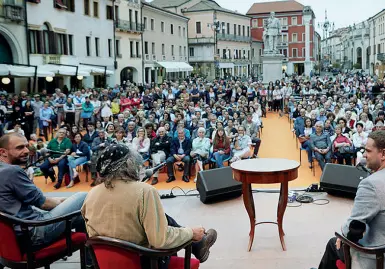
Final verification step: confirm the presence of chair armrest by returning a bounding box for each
[0,210,82,227]
[335,232,385,255]
[87,236,193,258]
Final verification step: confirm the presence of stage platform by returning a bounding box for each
[37,190,353,269]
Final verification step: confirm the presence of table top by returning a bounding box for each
[231,158,300,173]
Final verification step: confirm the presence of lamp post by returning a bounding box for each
[318,9,335,69]
[208,12,221,79]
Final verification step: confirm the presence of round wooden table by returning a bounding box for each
[231,158,300,251]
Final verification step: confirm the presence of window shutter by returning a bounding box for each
[63,34,68,55]
[38,30,44,54]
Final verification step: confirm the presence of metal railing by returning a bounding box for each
[116,19,144,32]
[0,3,24,21]
[216,33,251,43]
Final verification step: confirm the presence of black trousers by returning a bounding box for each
[252,138,261,156]
[318,237,345,269]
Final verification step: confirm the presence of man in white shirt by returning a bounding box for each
[352,122,368,165]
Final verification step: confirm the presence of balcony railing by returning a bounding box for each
[116,19,144,32]
[188,37,215,44]
[0,3,24,22]
[216,33,251,43]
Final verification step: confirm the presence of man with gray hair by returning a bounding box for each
[149,127,172,185]
[309,121,332,170]
[166,128,192,183]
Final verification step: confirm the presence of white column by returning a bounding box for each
[148,68,152,83]
[303,14,312,76]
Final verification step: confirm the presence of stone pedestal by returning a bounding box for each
[262,54,284,84]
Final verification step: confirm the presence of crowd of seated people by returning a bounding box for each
[0,78,270,188]
[292,71,385,170]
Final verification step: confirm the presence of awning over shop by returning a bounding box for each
[156,61,193,72]
[156,61,180,73]
[78,65,114,75]
[177,62,193,72]
[0,64,55,77]
[40,65,90,76]
[218,62,234,69]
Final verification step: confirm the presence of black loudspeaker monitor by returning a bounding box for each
[196,167,242,204]
[320,163,370,195]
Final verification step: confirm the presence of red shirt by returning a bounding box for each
[213,137,231,155]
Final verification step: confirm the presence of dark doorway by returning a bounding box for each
[120,67,134,84]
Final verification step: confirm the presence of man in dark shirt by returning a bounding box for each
[0,133,87,253]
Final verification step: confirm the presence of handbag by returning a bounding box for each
[81,111,92,119]
[339,145,354,154]
[298,136,309,143]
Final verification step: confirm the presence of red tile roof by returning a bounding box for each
[247,0,304,15]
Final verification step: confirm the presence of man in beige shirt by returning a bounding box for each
[82,144,217,268]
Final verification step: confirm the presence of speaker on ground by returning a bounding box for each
[196,167,242,204]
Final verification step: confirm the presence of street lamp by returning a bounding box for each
[1,77,10,85]
[45,76,53,82]
[318,9,335,69]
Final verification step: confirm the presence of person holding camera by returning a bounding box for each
[149,127,172,185]
[90,130,112,186]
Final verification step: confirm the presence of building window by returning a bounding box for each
[233,24,236,35]
[136,41,140,57]
[171,45,174,56]
[84,0,90,15]
[179,46,182,56]
[281,17,288,26]
[68,34,73,55]
[62,0,75,12]
[238,25,241,35]
[170,24,174,34]
[144,41,148,55]
[242,25,245,36]
[130,41,134,57]
[116,39,121,57]
[106,5,113,20]
[93,1,98,17]
[183,27,186,37]
[152,42,155,55]
[259,48,262,56]
[162,44,165,55]
[86,36,91,56]
[143,17,147,30]
[247,26,250,37]
[108,38,112,57]
[227,23,230,34]
[302,33,305,41]
[291,16,297,25]
[378,44,381,54]
[183,46,186,56]
[282,34,288,42]
[151,19,154,30]
[57,33,66,55]
[292,33,297,42]
[252,19,258,28]
[178,26,181,36]
[196,22,201,34]
[161,21,165,32]
[292,48,297,57]
[221,22,225,34]
[302,47,305,57]
[95,37,99,56]
[189,47,194,57]
[29,30,38,54]
[115,6,119,20]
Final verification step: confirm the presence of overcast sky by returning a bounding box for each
[216,0,381,34]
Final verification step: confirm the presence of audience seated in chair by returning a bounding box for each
[132,127,151,160]
[81,144,217,268]
[298,117,315,168]
[149,127,172,185]
[332,125,353,166]
[191,127,211,182]
[309,121,332,171]
[230,126,252,163]
[166,128,192,183]
[39,128,72,189]
[212,127,231,168]
[67,133,91,188]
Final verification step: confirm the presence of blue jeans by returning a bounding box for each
[213,152,230,168]
[31,192,87,249]
[314,150,332,170]
[40,158,68,185]
[67,156,88,180]
[301,141,313,163]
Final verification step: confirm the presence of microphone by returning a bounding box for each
[356,158,371,174]
[141,162,167,182]
[46,149,66,155]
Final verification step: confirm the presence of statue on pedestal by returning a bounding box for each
[263,11,281,54]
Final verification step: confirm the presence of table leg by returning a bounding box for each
[277,181,288,251]
[242,183,255,252]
